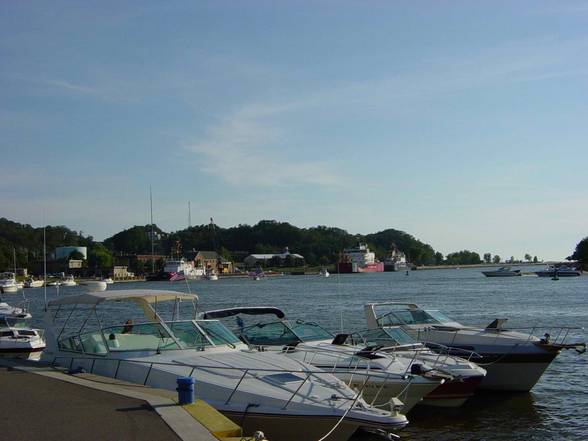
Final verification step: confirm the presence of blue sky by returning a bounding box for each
[1,1,587,260]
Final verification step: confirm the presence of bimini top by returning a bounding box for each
[202,306,285,320]
[48,289,198,307]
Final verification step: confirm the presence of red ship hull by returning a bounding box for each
[337,262,384,273]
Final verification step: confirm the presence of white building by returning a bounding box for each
[244,247,304,267]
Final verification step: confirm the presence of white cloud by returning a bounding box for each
[184,104,341,188]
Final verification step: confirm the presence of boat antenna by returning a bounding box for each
[337,254,343,334]
[43,224,47,310]
[150,185,155,273]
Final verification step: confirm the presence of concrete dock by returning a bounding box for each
[0,359,230,441]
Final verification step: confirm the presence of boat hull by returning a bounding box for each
[482,272,521,277]
[224,411,361,441]
[535,271,580,277]
[420,375,484,407]
[348,378,440,413]
[337,262,384,273]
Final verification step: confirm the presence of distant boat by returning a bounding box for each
[0,272,18,293]
[61,275,77,287]
[101,277,114,284]
[319,268,330,278]
[337,243,384,273]
[82,280,108,292]
[535,265,581,278]
[24,278,44,288]
[482,267,522,277]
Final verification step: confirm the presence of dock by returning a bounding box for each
[0,359,262,441]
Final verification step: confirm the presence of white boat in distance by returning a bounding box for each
[364,302,586,391]
[481,267,521,277]
[0,272,18,293]
[61,275,77,286]
[535,265,582,277]
[41,290,408,440]
[24,277,44,288]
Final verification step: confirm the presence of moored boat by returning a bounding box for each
[482,267,521,277]
[535,265,581,277]
[41,290,409,440]
[364,302,586,392]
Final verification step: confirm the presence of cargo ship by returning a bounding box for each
[383,244,409,272]
[337,243,384,273]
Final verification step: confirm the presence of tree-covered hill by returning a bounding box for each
[1,217,487,270]
[0,217,92,270]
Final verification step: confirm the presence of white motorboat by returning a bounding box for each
[101,278,114,284]
[203,307,448,413]
[61,275,77,286]
[481,267,521,277]
[0,316,45,360]
[46,280,61,287]
[364,302,586,391]
[41,290,408,440]
[82,280,107,292]
[0,272,18,293]
[319,268,330,278]
[0,301,32,319]
[535,265,581,277]
[24,278,44,288]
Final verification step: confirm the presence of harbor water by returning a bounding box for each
[22,267,588,440]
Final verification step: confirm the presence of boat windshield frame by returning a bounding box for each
[376,307,452,327]
[349,327,418,347]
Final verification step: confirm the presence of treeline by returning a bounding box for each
[0,217,564,271]
[104,221,440,266]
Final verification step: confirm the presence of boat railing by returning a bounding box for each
[49,354,401,411]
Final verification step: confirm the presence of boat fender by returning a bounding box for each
[253,431,267,441]
[176,376,195,405]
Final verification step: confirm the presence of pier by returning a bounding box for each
[0,359,249,441]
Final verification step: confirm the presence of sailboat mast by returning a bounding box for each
[43,226,47,309]
[150,185,155,273]
[188,201,192,228]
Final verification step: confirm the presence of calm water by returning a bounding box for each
[22,267,588,440]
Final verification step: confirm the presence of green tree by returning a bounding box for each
[533,256,538,263]
[69,250,85,261]
[483,253,492,264]
[524,253,532,262]
[88,243,113,269]
[493,255,501,264]
[569,237,588,270]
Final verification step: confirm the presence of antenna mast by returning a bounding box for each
[150,186,155,273]
[188,201,192,228]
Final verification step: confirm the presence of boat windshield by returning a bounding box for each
[0,317,29,328]
[195,320,241,346]
[351,328,416,347]
[287,320,334,342]
[59,322,181,355]
[240,321,301,347]
[377,308,443,326]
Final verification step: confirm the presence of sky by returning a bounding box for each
[1,1,587,260]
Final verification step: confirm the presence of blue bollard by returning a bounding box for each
[176,376,195,405]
